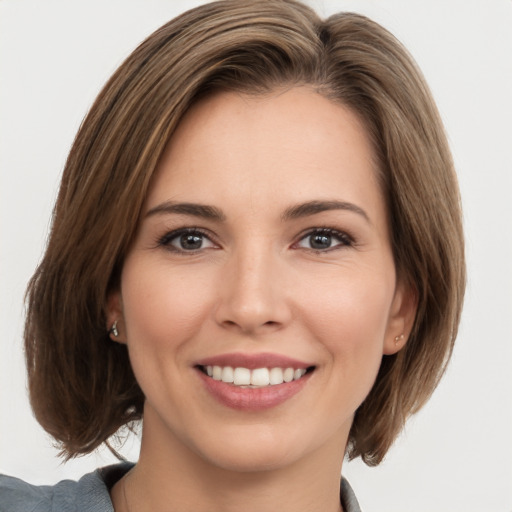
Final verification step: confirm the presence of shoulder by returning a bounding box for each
[340,477,362,512]
[0,463,133,512]
[0,473,53,512]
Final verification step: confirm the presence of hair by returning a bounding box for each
[24,0,465,466]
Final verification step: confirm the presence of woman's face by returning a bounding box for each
[110,87,413,472]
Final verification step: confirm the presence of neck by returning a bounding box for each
[113,411,348,512]
[124,452,344,512]
[112,404,348,512]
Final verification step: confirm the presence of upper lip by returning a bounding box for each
[195,352,313,370]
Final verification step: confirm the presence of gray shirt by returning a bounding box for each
[0,463,361,512]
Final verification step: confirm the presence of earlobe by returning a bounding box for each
[106,291,127,344]
[383,281,418,355]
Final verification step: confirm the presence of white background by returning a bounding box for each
[1,1,511,511]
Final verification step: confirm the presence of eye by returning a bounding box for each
[295,228,353,251]
[159,228,216,253]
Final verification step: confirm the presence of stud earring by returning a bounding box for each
[110,321,119,337]
[394,333,404,345]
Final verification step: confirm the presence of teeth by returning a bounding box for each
[212,365,222,380]
[269,367,284,385]
[203,365,308,387]
[283,367,294,382]
[233,367,251,385]
[221,366,234,383]
[251,368,270,386]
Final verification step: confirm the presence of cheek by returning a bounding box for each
[119,258,220,415]
[297,265,395,380]
[301,263,393,330]
[120,258,215,359]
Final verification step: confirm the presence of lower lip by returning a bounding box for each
[197,369,311,411]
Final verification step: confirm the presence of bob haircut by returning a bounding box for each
[25,0,465,466]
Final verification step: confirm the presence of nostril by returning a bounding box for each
[220,318,282,332]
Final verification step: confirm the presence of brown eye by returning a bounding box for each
[296,228,353,251]
[177,233,204,250]
[159,229,216,252]
[309,233,332,250]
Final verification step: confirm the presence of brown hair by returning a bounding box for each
[24,0,465,465]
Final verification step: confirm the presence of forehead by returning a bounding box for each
[146,87,383,221]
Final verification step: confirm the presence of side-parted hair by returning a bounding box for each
[24,0,465,465]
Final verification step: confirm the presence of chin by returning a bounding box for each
[186,421,336,475]
[198,441,298,474]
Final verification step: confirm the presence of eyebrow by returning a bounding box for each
[281,200,370,223]
[145,199,370,224]
[146,201,226,221]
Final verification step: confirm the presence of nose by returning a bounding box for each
[214,243,291,335]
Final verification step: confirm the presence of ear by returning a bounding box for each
[383,279,418,355]
[106,290,127,344]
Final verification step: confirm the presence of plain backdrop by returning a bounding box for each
[1,1,511,511]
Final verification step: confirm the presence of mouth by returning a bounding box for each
[194,354,316,411]
[197,364,315,388]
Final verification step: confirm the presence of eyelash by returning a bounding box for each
[157,227,217,254]
[293,227,355,253]
[156,226,355,254]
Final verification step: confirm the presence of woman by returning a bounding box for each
[0,1,465,510]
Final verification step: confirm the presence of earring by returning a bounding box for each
[394,333,404,345]
[110,321,119,337]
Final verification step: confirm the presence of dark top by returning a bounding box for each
[0,462,361,511]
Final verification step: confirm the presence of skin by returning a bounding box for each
[108,87,416,512]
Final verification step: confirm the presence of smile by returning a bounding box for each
[200,365,310,387]
[195,354,315,410]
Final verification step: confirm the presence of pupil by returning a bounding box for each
[310,234,331,249]
[181,233,202,250]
